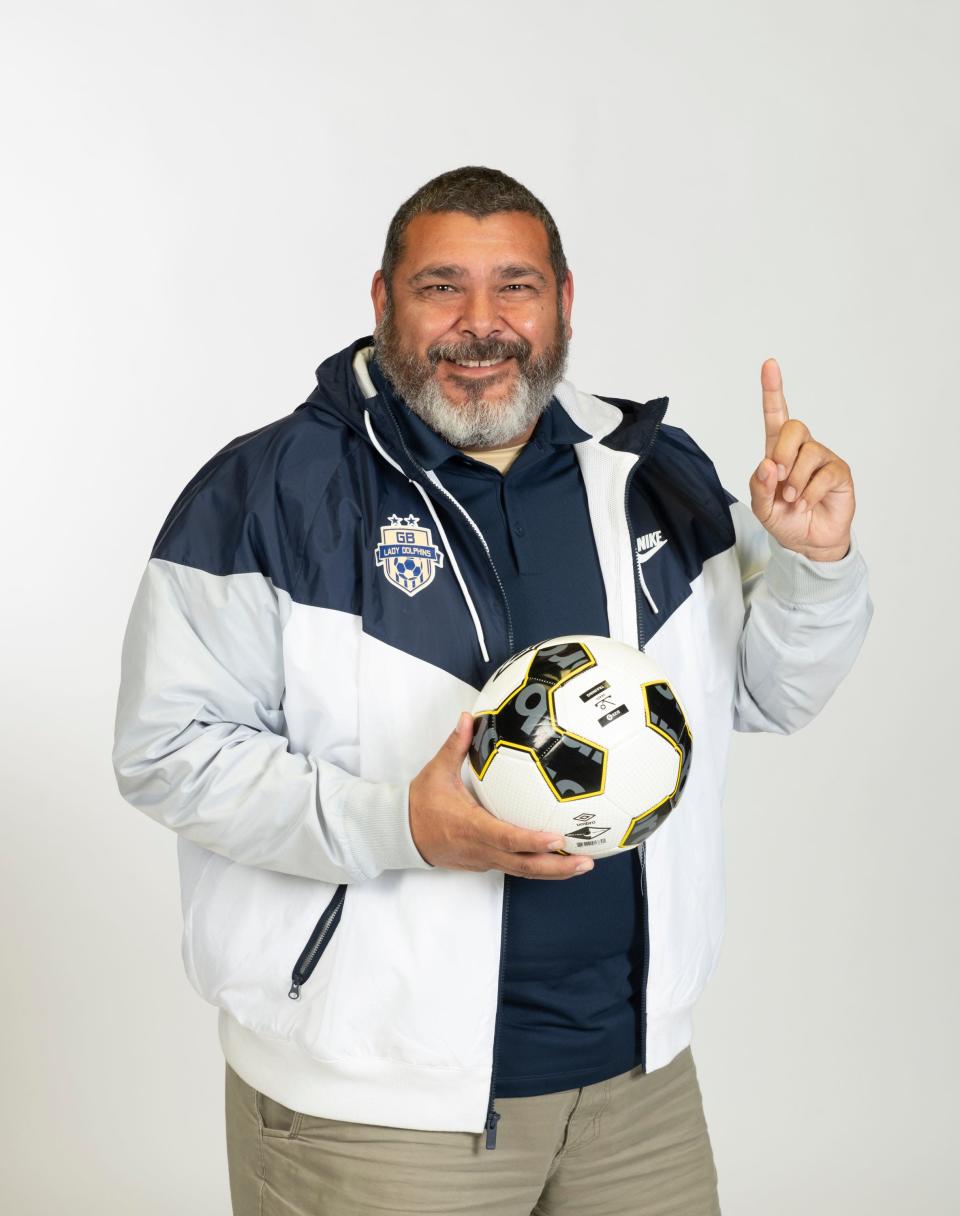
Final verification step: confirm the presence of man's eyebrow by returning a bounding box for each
[407,262,548,286]
[408,264,467,285]
[495,263,547,285]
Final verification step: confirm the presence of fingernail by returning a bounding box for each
[782,485,796,502]
[756,462,768,482]
[575,861,593,873]
[777,464,787,480]
[548,839,565,850]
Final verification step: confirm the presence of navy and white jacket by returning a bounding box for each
[112,337,873,1147]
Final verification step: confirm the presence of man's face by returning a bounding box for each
[371,210,574,449]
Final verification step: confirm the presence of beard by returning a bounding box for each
[372,303,569,449]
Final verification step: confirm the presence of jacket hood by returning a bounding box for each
[299,334,381,440]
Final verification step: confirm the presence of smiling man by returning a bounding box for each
[113,166,873,1215]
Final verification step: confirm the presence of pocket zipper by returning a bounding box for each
[288,884,348,1000]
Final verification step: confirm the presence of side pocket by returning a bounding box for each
[288,884,348,1000]
[256,1088,304,1140]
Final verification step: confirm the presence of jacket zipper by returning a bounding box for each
[482,874,511,1149]
[622,415,662,1073]
[637,837,649,1069]
[288,884,348,1000]
[623,416,662,655]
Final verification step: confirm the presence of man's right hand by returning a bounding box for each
[408,712,595,879]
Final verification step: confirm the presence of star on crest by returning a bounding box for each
[387,514,403,526]
[403,514,420,527]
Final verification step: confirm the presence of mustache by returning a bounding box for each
[427,337,533,366]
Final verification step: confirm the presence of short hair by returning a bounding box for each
[380,165,568,302]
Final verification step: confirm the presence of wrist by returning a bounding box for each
[764,530,865,606]
[793,538,850,563]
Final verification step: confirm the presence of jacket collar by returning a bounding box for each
[363,349,590,472]
[303,337,668,472]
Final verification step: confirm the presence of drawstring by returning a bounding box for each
[635,551,660,615]
[413,490,491,663]
[363,411,490,662]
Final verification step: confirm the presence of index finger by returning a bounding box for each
[479,811,567,855]
[761,357,790,458]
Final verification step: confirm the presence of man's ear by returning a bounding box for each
[371,270,388,326]
[561,269,574,340]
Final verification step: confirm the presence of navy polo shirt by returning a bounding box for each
[369,357,646,1098]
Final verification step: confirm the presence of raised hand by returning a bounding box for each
[748,358,855,561]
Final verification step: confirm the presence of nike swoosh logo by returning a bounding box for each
[636,538,668,564]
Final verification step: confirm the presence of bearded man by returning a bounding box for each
[113,165,872,1215]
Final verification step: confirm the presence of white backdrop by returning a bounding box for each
[2,1,957,1212]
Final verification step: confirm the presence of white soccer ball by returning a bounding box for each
[466,635,692,860]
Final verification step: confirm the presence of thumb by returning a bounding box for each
[441,711,474,766]
[749,457,777,523]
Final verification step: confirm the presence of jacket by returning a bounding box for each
[112,336,873,1147]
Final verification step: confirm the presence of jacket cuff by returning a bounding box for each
[339,777,435,878]
[764,530,867,605]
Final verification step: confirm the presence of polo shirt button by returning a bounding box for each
[513,523,525,537]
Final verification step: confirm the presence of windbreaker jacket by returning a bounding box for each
[112,337,873,1147]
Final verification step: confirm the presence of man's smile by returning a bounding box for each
[441,356,515,378]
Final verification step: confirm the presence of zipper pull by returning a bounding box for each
[288,980,302,1000]
[639,842,646,895]
[484,1108,501,1150]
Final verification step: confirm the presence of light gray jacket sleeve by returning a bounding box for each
[729,499,874,734]
[112,557,434,883]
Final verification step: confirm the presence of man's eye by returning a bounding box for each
[502,284,532,292]
[426,284,455,293]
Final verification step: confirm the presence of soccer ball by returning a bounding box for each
[466,635,692,859]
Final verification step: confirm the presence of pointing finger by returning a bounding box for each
[761,357,790,459]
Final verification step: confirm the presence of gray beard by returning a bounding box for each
[372,305,569,449]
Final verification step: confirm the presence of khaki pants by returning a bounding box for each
[225,1045,721,1215]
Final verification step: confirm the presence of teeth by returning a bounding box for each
[452,358,504,368]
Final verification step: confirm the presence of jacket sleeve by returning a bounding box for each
[112,450,435,885]
[729,498,874,734]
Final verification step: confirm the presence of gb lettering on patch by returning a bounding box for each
[374,513,445,597]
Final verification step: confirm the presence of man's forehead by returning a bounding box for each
[400,210,552,274]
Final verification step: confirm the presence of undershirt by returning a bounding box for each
[459,440,526,474]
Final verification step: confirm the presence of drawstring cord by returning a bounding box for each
[635,550,660,615]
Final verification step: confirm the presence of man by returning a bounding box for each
[112,165,872,1214]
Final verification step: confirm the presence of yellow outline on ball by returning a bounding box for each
[471,642,608,803]
[618,680,693,847]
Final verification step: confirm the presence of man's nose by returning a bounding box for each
[457,288,503,340]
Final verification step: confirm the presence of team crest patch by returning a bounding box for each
[374,514,445,597]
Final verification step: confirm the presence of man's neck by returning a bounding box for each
[459,438,527,475]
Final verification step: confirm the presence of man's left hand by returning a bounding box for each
[749,358,855,562]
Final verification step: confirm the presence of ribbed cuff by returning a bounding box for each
[340,778,435,878]
[764,530,867,605]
